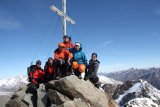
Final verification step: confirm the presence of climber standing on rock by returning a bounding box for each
[27,60,45,107]
[69,42,88,79]
[28,60,45,88]
[85,53,100,88]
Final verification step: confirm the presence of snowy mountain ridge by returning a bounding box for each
[0,75,28,92]
[113,79,160,107]
[103,67,160,90]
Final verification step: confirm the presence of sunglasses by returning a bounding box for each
[75,45,80,47]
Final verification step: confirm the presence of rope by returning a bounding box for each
[47,16,61,58]
[31,17,53,64]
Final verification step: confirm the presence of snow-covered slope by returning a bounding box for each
[98,75,122,85]
[0,75,28,92]
[0,92,13,96]
[113,79,160,107]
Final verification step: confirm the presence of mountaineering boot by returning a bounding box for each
[78,74,82,79]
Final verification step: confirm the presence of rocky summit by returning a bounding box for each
[5,75,118,107]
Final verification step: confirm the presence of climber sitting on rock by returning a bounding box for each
[69,42,88,79]
[44,57,55,82]
[85,53,100,88]
[53,42,73,78]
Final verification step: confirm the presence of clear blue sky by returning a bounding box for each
[0,0,160,79]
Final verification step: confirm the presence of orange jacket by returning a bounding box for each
[54,49,73,61]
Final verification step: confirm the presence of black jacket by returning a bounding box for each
[88,59,100,77]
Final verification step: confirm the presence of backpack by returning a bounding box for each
[27,66,31,76]
[27,65,36,82]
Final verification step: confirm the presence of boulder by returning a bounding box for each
[46,75,117,107]
[5,98,27,107]
[47,89,71,105]
[58,98,90,107]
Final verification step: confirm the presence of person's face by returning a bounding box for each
[92,55,97,61]
[36,64,41,68]
[75,45,80,50]
[48,59,53,64]
[63,37,69,42]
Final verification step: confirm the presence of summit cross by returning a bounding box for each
[50,0,75,37]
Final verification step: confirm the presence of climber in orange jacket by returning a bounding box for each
[54,42,73,78]
[63,35,74,50]
[29,60,44,88]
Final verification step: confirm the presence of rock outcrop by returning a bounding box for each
[5,75,117,107]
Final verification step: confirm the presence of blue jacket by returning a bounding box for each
[69,46,87,65]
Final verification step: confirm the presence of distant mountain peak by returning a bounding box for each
[113,79,160,107]
[0,75,28,92]
[104,67,160,90]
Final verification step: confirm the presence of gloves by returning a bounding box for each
[67,58,71,66]
[58,58,65,65]
[58,58,62,62]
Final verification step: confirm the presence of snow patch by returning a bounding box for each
[127,98,159,107]
[0,91,13,96]
[98,75,122,85]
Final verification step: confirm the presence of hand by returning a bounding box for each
[58,58,62,62]
[84,62,88,68]
[58,58,65,65]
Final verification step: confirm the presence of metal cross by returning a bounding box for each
[50,0,75,37]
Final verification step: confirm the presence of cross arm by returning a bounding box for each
[50,5,75,24]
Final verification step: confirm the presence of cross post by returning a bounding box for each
[50,0,75,37]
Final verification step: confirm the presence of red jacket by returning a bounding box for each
[44,62,54,76]
[63,41,74,49]
[29,65,44,84]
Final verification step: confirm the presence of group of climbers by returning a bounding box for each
[28,35,100,88]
